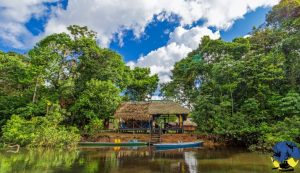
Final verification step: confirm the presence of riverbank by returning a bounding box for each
[81,132,226,148]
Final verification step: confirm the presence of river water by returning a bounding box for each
[0,146,299,173]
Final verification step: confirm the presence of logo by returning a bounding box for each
[271,141,300,171]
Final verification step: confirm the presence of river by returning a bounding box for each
[0,146,299,173]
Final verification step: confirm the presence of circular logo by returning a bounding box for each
[271,141,300,171]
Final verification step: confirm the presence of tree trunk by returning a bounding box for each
[230,88,234,116]
[104,119,109,129]
[32,79,38,103]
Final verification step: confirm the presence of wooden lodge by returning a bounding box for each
[114,101,190,134]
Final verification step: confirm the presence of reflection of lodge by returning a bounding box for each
[81,147,198,159]
[81,147,199,173]
[114,101,190,133]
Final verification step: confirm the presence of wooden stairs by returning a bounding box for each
[150,128,161,144]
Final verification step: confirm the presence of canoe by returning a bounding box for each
[79,141,148,147]
[154,141,203,149]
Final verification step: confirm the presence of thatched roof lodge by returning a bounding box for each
[115,101,190,121]
[114,101,190,133]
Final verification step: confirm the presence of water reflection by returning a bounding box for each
[0,147,299,173]
[184,152,198,173]
[0,149,79,173]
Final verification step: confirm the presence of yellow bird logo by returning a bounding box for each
[271,141,300,171]
[271,157,299,171]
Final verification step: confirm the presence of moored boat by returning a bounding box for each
[154,141,203,149]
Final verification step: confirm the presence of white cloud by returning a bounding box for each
[43,0,279,47]
[0,0,59,48]
[201,0,279,29]
[128,42,192,83]
[169,26,220,49]
[0,0,279,49]
[243,34,252,38]
[44,0,165,47]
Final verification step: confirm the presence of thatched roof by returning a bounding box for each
[183,119,197,127]
[115,102,150,121]
[115,101,190,121]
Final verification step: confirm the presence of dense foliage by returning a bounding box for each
[125,67,159,101]
[162,0,300,149]
[2,105,80,147]
[0,26,158,147]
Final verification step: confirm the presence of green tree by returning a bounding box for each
[125,67,158,101]
[0,52,33,130]
[72,79,122,128]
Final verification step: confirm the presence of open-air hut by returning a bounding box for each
[183,118,198,132]
[114,101,190,133]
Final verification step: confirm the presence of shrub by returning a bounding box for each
[1,105,80,148]
[256,116,300,150]
[83,118,104,136]
[1,115,36,146]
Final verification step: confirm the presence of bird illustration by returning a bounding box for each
[271,141,300,171]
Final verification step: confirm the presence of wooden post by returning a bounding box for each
[179,114,183,133]
[181,115,184,133]
[148,119,151,134]
[118,118,120,133]
[133,120,135,134]
[179,114,182,128]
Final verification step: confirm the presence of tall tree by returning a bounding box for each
[0,52,33,128]
[72,79,122,128]
[125,67,158,101]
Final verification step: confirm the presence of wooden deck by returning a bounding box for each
[118,128,184,134]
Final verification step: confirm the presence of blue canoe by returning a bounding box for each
[154,141,203,149]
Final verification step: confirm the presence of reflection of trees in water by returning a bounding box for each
[196,152,275,173]
[0,147,247,173]
[79,147,193,173]
[1,147,283,173]
[78,148,152,173]
[194,148,247,159]
[0,149,79,173]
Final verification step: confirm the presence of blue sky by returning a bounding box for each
[0,0,278,83]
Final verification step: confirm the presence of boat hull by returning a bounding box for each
[79,142,148,147]
[154,141,203,149]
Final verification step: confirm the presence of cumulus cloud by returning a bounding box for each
[0,0,59,48]
[43,0,279,47]
[1,0,279,49]
[128,42,192,83]
[169,26,220,49]
[202,0,279,29]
